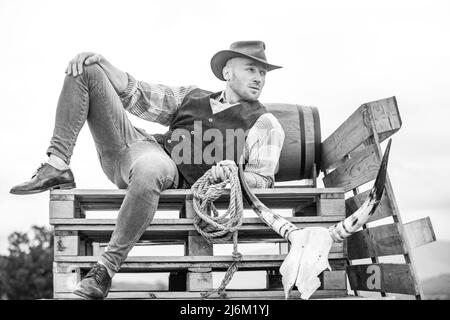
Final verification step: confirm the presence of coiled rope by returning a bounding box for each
[190,164,243,299]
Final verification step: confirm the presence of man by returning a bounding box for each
[10,41,285,299]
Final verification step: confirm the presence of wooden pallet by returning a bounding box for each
[49,96,436,299]
[321,96,435,299]
[50,187,348,299]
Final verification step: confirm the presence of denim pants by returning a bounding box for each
[47,64,179,273]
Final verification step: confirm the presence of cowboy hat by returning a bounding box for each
[211,40,282,81]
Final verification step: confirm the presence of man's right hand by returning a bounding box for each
[66,52,103,77]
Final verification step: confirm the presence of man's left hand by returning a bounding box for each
[209,160,236,184]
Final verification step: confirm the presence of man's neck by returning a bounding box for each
[223,87,241,104]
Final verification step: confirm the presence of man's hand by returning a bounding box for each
[65,52,103,77]
[209,160,236,184]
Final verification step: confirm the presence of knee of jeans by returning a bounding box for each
[82,63,106,82]
[129,158,175,191]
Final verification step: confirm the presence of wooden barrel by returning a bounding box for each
[265,103,321,181]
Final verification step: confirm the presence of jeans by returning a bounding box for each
[47,64,179,272]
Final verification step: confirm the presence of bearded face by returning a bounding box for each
[223,57,267,102]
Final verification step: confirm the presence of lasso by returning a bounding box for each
[190,164,243,298]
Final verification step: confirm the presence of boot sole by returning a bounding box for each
[73,282,108,300]
[10,182,76,195]
[73,288,105,300]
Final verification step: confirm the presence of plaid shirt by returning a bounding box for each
[118,73,285,188]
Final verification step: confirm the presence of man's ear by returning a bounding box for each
[222,66,229,81]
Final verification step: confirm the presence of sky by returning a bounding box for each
[0,0,449,268]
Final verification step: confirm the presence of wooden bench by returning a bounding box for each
[49,97,435,299]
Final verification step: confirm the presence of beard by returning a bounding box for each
[228,77,262,102]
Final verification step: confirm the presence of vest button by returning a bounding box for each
[167,139,172,143]
[208,118,213,122]
[191,131,194,135]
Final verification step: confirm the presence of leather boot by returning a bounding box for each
[10,163,76,195]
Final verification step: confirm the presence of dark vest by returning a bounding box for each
[154,88,267,186]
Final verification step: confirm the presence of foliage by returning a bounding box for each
[0,225,53,300]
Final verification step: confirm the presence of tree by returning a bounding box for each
[0,225,53,299]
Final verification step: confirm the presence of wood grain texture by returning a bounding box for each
[322,270,347,290]
[266,103,302,181]
[50,200,81,219]
[92,242,105,256]
[184,198,214,291]
[53,289,348,299]
[347,263,416,294]
[321,97,401,171]
[347,223,407,260]
[364,123,423,298]
[346,190,393,222]
[51,188,345,200]
[53,267,81,294]
[54,231,80,256]
[50,188,345,213]
[54,254,346,272]
[50,216,346,246]
[184,199,213,255]
[265,103,321,181]
[317,198,346,216]
[186,271,213,291]
[323,145,380,192]
[404,217,436,249]
[265,270,347,290]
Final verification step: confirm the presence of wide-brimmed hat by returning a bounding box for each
[211,40,282,81]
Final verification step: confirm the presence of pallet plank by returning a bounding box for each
[51,188,344,201]
[347,223,406,260]
[54,289,348,299]
[50,216,346,244]
[322,270,347,290]
[323,145,380,192]
[346,190,393,222]
[54,254,346,271]
[51,216,345,225]
[50,200,81,219]
[317,198,346,216]
[265,270,346,290]
[54,253,346,263]
[404,217,436,249]
[184,198,213,290]
[50,188,345,213]
[54,231,80,256]
[347,263,416,295]
[321,97,401,170]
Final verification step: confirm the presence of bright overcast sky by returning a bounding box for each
[0,0,449,254]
